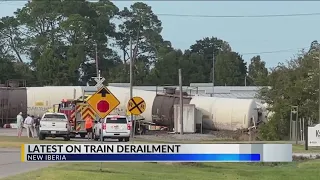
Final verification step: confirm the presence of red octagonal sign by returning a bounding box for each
[97,100,110,113]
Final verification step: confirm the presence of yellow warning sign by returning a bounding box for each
[127,96,146,115]
[87,86,120,119]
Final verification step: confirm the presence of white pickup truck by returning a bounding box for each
[39,112,71,141]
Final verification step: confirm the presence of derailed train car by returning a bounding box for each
[23,86,261,131]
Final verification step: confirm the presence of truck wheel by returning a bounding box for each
[64,135,70,141]
[124,137,130,142]
[118,138,124,142]
[80,134,86,138]
[39,133,45,140]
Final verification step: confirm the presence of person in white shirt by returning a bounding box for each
[24,114,34,138]
[16,112,24,138]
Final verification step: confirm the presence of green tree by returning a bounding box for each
[0,16,25,63]
[11,0,120,85]
[15,0,67,85]
[247,55,268,86]
[116,2,170,84]
[0,56,19,84]
[258,41,320,140]
[215,51,247,86]
[188,37,232,83]
[147,49,183,85]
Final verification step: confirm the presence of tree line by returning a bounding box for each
[0,0,319,140]
[0,0,268,86]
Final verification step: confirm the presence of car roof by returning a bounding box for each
[44,112,66,116]
[105,115,127,119]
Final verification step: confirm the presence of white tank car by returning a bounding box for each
[190,96,258,130]
[27,86,83,116]
[26,86,156,119]
[26,86,258,131]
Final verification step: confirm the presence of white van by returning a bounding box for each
[93,115,131,142]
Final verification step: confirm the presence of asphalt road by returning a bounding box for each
[0,128,125,179]
[0,148,55,179]
[0,129,19,137]
[0,129,89,141]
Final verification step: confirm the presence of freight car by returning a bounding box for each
[0,87,27,126]
[25,86,262,131]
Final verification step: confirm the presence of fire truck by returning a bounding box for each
[53,92,97,138]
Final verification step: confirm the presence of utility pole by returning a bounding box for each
[95,43,99,76]
[212,51,215,97]
[179,69,184,135]
[319,53,320,123]
[129,37,134,139]
[245,76,247,86]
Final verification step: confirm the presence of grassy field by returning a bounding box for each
[2,160,320,180]
[1,136,320,180]
[0,136,319,153]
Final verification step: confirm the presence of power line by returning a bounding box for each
[156,12,320,18]
[242,47,308,55]
[1,1,320,18]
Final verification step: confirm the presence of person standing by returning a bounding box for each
[24,114,34,138]
[16,112,24,138]
[34,115,41,137]
[85,116,93,140]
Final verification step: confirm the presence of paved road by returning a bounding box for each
[0,129,101,142]
[0,128,127,178]
[0,129,88,140]
[0,129,17,137]
[0,148,56,179]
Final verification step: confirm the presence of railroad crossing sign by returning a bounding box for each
[93,76,105,88]
[127,96,146,115]
[92,71,105,88]
[87,86,120,119]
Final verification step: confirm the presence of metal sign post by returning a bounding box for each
[304,120,308,150]
[93,71,105,171]
[127,96,146,137]
[87,86,120,171]
[91,71,105,171]
[89,72,121,171]
[290,106,298,143]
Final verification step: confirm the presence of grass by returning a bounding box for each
[0,136,319,153]
[1,136,319,180]
[2,160,320,180]
[0,136,77,148]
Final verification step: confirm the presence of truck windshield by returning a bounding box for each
[43,114,66,119]
[106,117,127,124]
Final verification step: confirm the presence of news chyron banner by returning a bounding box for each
[21,144,293,162]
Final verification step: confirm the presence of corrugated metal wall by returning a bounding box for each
[0,88,27,125]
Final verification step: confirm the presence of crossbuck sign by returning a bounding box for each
[93,70,105,89]
[308,124,320,147]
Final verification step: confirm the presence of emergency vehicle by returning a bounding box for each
[51,91,97,138]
